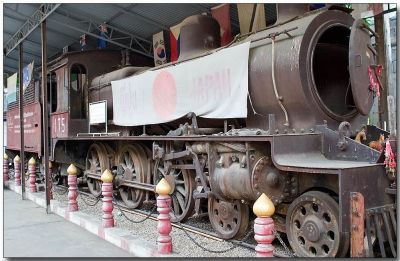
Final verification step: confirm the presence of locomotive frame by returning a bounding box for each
[5,4,396,258]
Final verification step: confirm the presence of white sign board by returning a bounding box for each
[111,41,250,126]
[89,101,107,124]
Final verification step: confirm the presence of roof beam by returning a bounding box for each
[106,3,137,23]
[48,11,153,58]
[4,30,60,53]
[109,4,169,31]
[54,7,152,45]
[4,65,19,73]
[5,54,40,65]
[4,3,61,56]
[3,8,76,41]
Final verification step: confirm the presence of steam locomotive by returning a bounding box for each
[6,4,396,257]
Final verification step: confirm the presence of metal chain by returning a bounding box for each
[112,195,157,224]
[53,185,69,195]
[8,169,15,179]
[76,187,102,207]
[165,198,253,254]
[272,228,296,257]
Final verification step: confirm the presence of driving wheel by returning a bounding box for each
[208,196,249,239]
[86,143,109,197]
[153,159,195,222]
[117,144,146,209]
[286,191,349,257]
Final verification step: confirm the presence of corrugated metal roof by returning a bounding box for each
[3,3,244,76]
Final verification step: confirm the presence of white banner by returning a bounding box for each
[112,41,250,126]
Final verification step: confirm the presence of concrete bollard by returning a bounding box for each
[48,161,53,199]
[156,178,173,254]
[101,169,114,228]
[253,193,275,257]
[14,155,21,186]
[28,157,37,193]
[67,164,78,211]
[4,154,9,182]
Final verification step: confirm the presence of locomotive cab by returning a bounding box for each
[47,50,128,138]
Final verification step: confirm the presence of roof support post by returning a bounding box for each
[18,43,26,200]
[41,5,50,214]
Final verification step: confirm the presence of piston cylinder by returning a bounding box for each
[211,162,257,201]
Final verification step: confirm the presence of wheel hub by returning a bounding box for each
[286,191,349,257]
[164,173,176,192]
[123,168,133,180]
[208,197,249,240]
[218,201,232,220]
[302,216,323,242]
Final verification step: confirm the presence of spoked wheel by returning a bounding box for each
[86,143,109,197]
[153,159,195,222]
[117,144,145,209]
[51,164,63,186]
[208,196,249,239]
[286,191,349,257]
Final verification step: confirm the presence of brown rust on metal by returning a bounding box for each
[350,192,365,257]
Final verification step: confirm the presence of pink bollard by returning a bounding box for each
[48,162,53,199]
[14,155,21,186]
[67,164,78,211]
[156,178,173,254]
[4,154,9,182]
[253,193,275,257]
[28,157,37,193]
[254,217,275,257]
[101,169,114,228]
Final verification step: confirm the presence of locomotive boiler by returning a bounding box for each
[6,4,396,258]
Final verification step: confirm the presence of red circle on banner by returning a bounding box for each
[152,71,177,121]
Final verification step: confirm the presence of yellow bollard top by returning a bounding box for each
[4,154,8,160]
[49,161,52,168]
[67,164,77,175]
[28,157,36,165]
[253,193,275,218]
[155,178,172,195]
[101,169,113,183]
[14,155,20,162]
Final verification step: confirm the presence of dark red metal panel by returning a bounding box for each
[6,102,41,154]
[51,112,69,138]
